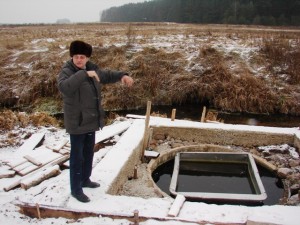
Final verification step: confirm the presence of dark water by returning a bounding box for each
[152,159,284,206]
[177,161,255,194]
[115,104,300,128]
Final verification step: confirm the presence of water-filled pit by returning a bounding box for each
[152,154,283,206]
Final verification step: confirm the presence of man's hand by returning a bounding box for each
[121,75,134,87]
[86,71,100,82]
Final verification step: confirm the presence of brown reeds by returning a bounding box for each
[0,110,58,131]
[260,37,300,85]
[0,23,299,116]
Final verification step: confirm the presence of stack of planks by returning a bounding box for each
[2,133,70,191]
[2,120,133,192]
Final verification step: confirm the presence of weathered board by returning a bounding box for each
[95,121,132,143]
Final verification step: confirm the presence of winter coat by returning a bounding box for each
[57,59,126,134]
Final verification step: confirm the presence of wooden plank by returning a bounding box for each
[0,166,16,178]
[0,170,16,179]
[168,194,186,217]
[95,120,132,143]
[62,146,71,151]
[252,154,277,172]
[59,149,70,155]
[126,114,146,119]
[7,158,28,169]
[3,155,69,192]
[45,139,69,152]
[15,201,245,225]
[20,165,61,190]
[144,150,160,158]
[7,132,46,168]
[10,148,64,176]
[18,164,39,176]
[23,155,42,166]
[27,146,64,166]
[13,161,33,173]
[17,132,45,156]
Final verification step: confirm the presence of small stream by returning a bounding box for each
[115,104,300,128]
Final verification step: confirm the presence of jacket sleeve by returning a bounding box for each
[97,69,127,84]
[57,68,87,97]
[86,61,127,84]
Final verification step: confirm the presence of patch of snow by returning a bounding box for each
[258,144,299,159]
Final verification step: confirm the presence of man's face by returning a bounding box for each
[72,54,88,69]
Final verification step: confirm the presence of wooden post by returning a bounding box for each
[200,106,206,122]
[133,210,139,225]
[133,165,138,179]
[171,109,176,121]
[141,101,151,160]
[36,203,41,220]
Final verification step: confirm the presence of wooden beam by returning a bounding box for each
[23,155,42,166]
[46,139,69,152]
[17,132,45,156]
[141,101,151,160]
[3,155,69,192]
[16,201,244,225]
[95,120,132,144]
[200,106,206,122]
[0,167,16,178]
[144,150,160,158]
[20,165,61,190]
[168,194,186,217]
[252,154,277,172]
[171,109,176,121]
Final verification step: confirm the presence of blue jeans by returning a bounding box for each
[69,132,95,195]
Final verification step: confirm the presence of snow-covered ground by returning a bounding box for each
[0,116,300,225]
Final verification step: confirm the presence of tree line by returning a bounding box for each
[101,0,300,26]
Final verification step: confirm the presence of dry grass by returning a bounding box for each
[0,23,299,117]
[0,110,59,131]
[260,38,300,85]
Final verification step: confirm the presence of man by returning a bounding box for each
[57,40,133,202]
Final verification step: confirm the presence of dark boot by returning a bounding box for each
[71,192,90,203]
[82,179,100,188]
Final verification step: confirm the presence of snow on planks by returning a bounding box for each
[10,145,66,176]
[95,120,132,143]
[3,133,70,191]
[2,121,133,191]
[16,132,46,157]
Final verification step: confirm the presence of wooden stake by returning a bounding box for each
[36,203,41,220]
[141,101,151,160]
[133,210,139,225]
[171,109,176,121]
[133,165,138,179]
[200,106,206,122]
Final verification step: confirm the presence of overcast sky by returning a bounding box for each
[0,0,147,24]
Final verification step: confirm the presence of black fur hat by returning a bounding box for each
[69,40,92,57]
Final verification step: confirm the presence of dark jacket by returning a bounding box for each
[57,60,126,134]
